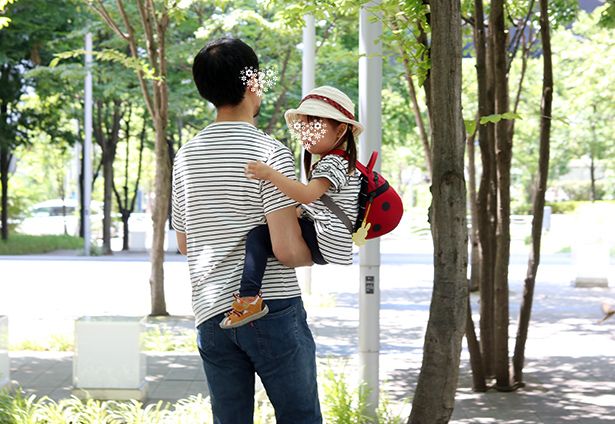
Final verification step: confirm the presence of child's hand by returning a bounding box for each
[245,161,273,181]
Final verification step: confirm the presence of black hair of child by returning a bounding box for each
[302,117,357,179]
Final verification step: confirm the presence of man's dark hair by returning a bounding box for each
[192,38,259,108]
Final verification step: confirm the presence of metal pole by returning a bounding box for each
[83,32,93,256]
[359,1,382,417]
[300,13,316,295]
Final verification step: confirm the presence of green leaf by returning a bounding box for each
[480,114,502,124]
[464,119,477,136]
[501,112,523,120]
[0,17,11,29]
[554,116,571,126]
[479,112,522,125]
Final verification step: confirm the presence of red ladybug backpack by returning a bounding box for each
[319,149,404,245]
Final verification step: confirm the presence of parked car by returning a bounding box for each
[17,199,104,237]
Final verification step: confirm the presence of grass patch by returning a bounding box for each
[10,334,73,352]
[0,234,84,255]
[141,326,198,352]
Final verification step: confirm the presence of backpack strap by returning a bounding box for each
[324,149,375,177]
[319,149,380,234]
[320,193,354,234]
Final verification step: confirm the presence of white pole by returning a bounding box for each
[83,32,93,256]
[300,13,316,295]
[359,1,382,417]
[302,14,316,98]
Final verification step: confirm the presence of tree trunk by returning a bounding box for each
[513,0,553,385]
[391,17,432,180]
[473,0,497,379]
[467,129,479,292]
[102,151,114,254]
[589,156,596,203]
[149,114,170,316]
[405,63,432,181]
[94,99,121,255]
[466,295,487,392]
[491,0,513,390]
[85,0,172,316]
[79,141,85,239]
[0,147,9,241]
[408,1,467,422]
[417,14,432,136]
[113,107,146,252]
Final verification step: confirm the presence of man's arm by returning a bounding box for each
[266,206,313,268]
[176,230,187,255]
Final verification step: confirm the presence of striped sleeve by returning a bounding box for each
[172,160,185,233]
[261,145,298,215]
[311,155,350,193]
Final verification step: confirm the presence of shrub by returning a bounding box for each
[0,234,83,255]
[545,201,582,214]
[511,202,533,215]
[0,360,410,423]
[10,334,73,352]
[550,180,607,201]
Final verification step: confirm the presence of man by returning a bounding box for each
[172,37,322,423]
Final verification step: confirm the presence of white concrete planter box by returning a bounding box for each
[128,231,147,251]
[0,316,9,390]
[572,242,610,288]
[72,316,148,401]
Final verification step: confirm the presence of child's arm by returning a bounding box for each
[245,161,331,204]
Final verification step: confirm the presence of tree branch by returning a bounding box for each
[265,47,293,134]
[82,0,129,40]
[114,0,155,119]
[507,0,536,73]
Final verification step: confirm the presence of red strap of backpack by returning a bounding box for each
[324,148,377,176]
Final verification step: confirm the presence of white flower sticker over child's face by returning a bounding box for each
[240,66,278,97]
[289,116,328,149]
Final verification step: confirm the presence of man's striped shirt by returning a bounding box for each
[172,121,301,327]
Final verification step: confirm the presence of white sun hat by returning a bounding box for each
[284,86,365,138]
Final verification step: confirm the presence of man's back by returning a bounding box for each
[172,121,301,327]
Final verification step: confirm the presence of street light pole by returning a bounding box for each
[300,13,316,295]
[83,31,93,256]
[358,0,383,417]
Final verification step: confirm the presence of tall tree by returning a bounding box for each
[0,0,80,241]
[112,106,147,251]
[490,0,514,390]
[464,0,582,392]
[512,0,553,386]
[471,0,497,379]
[93,96,122,254]
[408,0,467,422]
[84,0,176,315]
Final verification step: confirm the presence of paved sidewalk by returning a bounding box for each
[2,244,615,423]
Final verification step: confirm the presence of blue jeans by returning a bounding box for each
[197,297,322,424]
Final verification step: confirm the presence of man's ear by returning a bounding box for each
[249,73,261,91]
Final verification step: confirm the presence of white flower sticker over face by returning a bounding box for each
[240,66,278,97]
[289,118,328,148]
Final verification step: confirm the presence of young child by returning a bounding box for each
[220,85,365,329]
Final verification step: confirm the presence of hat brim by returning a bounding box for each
[285,102,365,139]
